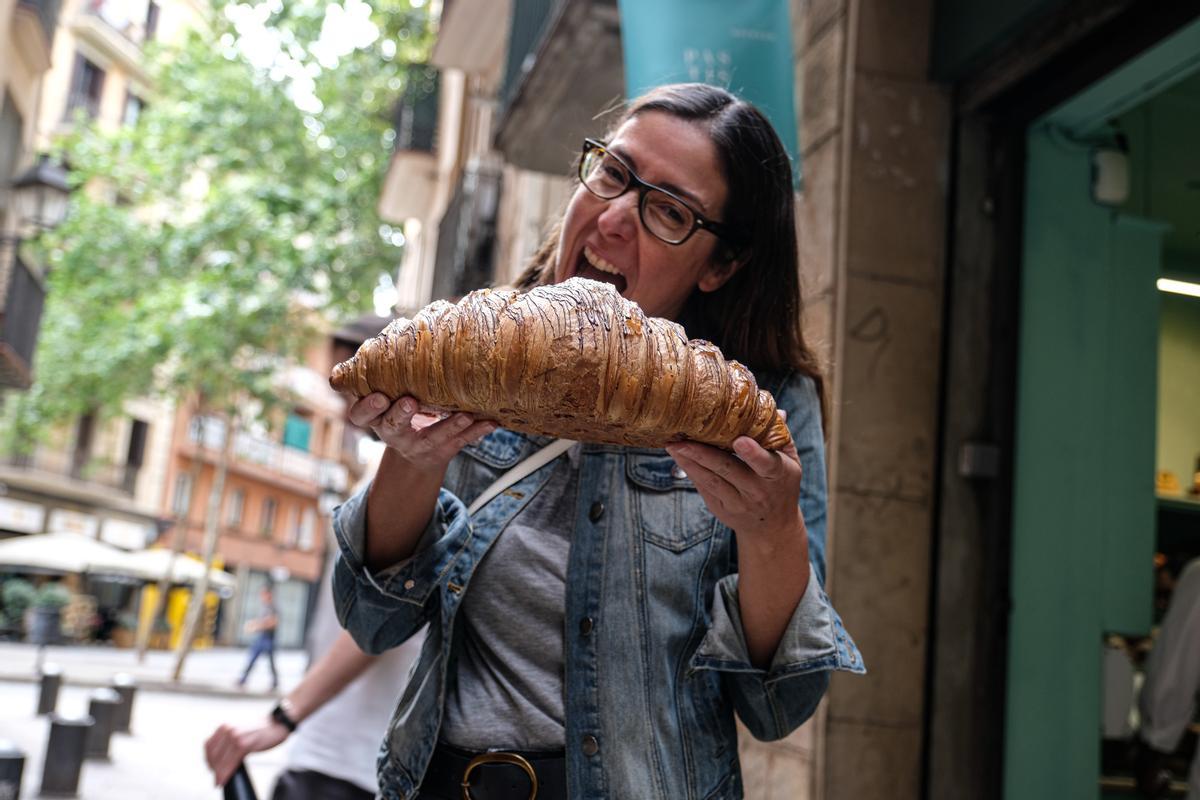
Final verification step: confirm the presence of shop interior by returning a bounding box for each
[1099,67,1200,797]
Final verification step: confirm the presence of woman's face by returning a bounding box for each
[554,111,738,320]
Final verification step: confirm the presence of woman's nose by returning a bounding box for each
[596,191,639,241]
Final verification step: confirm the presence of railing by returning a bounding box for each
[0,254,46,389]
[85,0,147,45]
[19,0,64,44]
[393,66,439,153]
[2,448,139,494]
[188,416,349,489]
[430,165,502,301]
[499,0,565,113]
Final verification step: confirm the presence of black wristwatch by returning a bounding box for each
[270,700,298,733]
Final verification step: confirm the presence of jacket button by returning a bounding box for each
[588,501,604,522]
[579,617,594,635]
[403,579,415,590]
[581,735,599,756]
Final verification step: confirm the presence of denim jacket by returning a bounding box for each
[332,370,864,800]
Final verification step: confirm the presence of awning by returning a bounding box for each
[0,532,235,590]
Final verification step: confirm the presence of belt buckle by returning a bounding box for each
[461,751,539,800]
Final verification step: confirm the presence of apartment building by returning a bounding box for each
[1,0,65,392]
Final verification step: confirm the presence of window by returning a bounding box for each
[224,488,245,529]
[144,1,160,40]
[122,418,148,493]
[283,412,312,452]
[123,93,144,127]
[0,92,22,196]
[65,55,105,119]
[126,419,148,468]
[171,473,193,517]
[259,497,277,539]
[298,508,317,550]
[284,505,299,547]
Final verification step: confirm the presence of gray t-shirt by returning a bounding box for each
[440,445,580,751]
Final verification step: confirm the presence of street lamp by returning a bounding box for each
[4,154,71,241]
[0,155,72,390]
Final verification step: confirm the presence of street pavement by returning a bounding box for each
[0,642,307,697]
[0,679,290,799]
[0,643,309,798]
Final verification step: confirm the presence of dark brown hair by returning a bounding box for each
[512,83,824,414]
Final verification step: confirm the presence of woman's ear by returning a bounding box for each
[698,248,750,292]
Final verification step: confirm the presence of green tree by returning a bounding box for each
[1,0,437,674]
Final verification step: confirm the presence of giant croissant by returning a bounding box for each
[330,278,792,450]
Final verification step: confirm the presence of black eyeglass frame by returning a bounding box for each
[579,138,745,247]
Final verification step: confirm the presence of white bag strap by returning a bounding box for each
[467,438,577,516]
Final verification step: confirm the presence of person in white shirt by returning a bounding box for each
[1137,557,1200,799]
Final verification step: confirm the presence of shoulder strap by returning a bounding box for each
[466,438,577,516]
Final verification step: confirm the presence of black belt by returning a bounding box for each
[420,742,568,800]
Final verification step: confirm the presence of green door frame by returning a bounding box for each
[1005,17,1200,800]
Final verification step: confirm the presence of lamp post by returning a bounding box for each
[3,154,71,243]
[0,154,71,389]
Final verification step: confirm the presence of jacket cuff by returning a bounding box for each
[692,564,865,680]
[332,483,447,600]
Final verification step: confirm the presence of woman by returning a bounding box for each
[333,83,863,800]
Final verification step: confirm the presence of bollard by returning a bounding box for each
[83,689,120,761]
[39,714,93,798]
[35,665,62,716]
[0,739,24,800]
[110,674,136,734]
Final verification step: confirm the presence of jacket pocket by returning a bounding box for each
[627,452,717,552]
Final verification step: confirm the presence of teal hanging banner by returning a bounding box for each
[617,0,799,182]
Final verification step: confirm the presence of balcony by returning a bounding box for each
[432,0,513,75]
[430,164,502,301]
[13,0,63,72]
[188,417,349,492]
[0,251,47,390]
[2,447,139,495]
[378,67,441,222]
[71,0,148,84]
[494,0,623,175]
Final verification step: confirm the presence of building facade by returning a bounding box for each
[1,0,63,390]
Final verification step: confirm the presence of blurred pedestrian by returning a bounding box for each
[238,584,279,690]
[207,449,423,800]
[1136,557,1200,799]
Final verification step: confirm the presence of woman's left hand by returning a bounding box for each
[664,430,804,544]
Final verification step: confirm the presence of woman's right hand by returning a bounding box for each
[348,393,496,470]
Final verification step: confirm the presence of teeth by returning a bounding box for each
[583,246,621,275]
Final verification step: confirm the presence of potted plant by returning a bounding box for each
[0,578,35,640]
[27,583,71,646]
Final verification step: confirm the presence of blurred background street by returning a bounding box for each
[0,642,307,798]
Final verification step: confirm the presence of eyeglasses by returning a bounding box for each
[578,139,743,246]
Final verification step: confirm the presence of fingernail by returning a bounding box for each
[733,438,754,455]
[456,415,471,429]
[370,395,386,410]
[400,399,415,413]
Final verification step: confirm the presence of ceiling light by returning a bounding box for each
[1157,278,1200,298]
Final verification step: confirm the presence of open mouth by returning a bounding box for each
[576,245,628,294]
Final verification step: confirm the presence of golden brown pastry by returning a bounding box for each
[329,278,792,450]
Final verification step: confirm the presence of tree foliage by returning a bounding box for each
[4,0,435,441]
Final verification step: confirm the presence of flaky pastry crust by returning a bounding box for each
[329,278,792,451]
